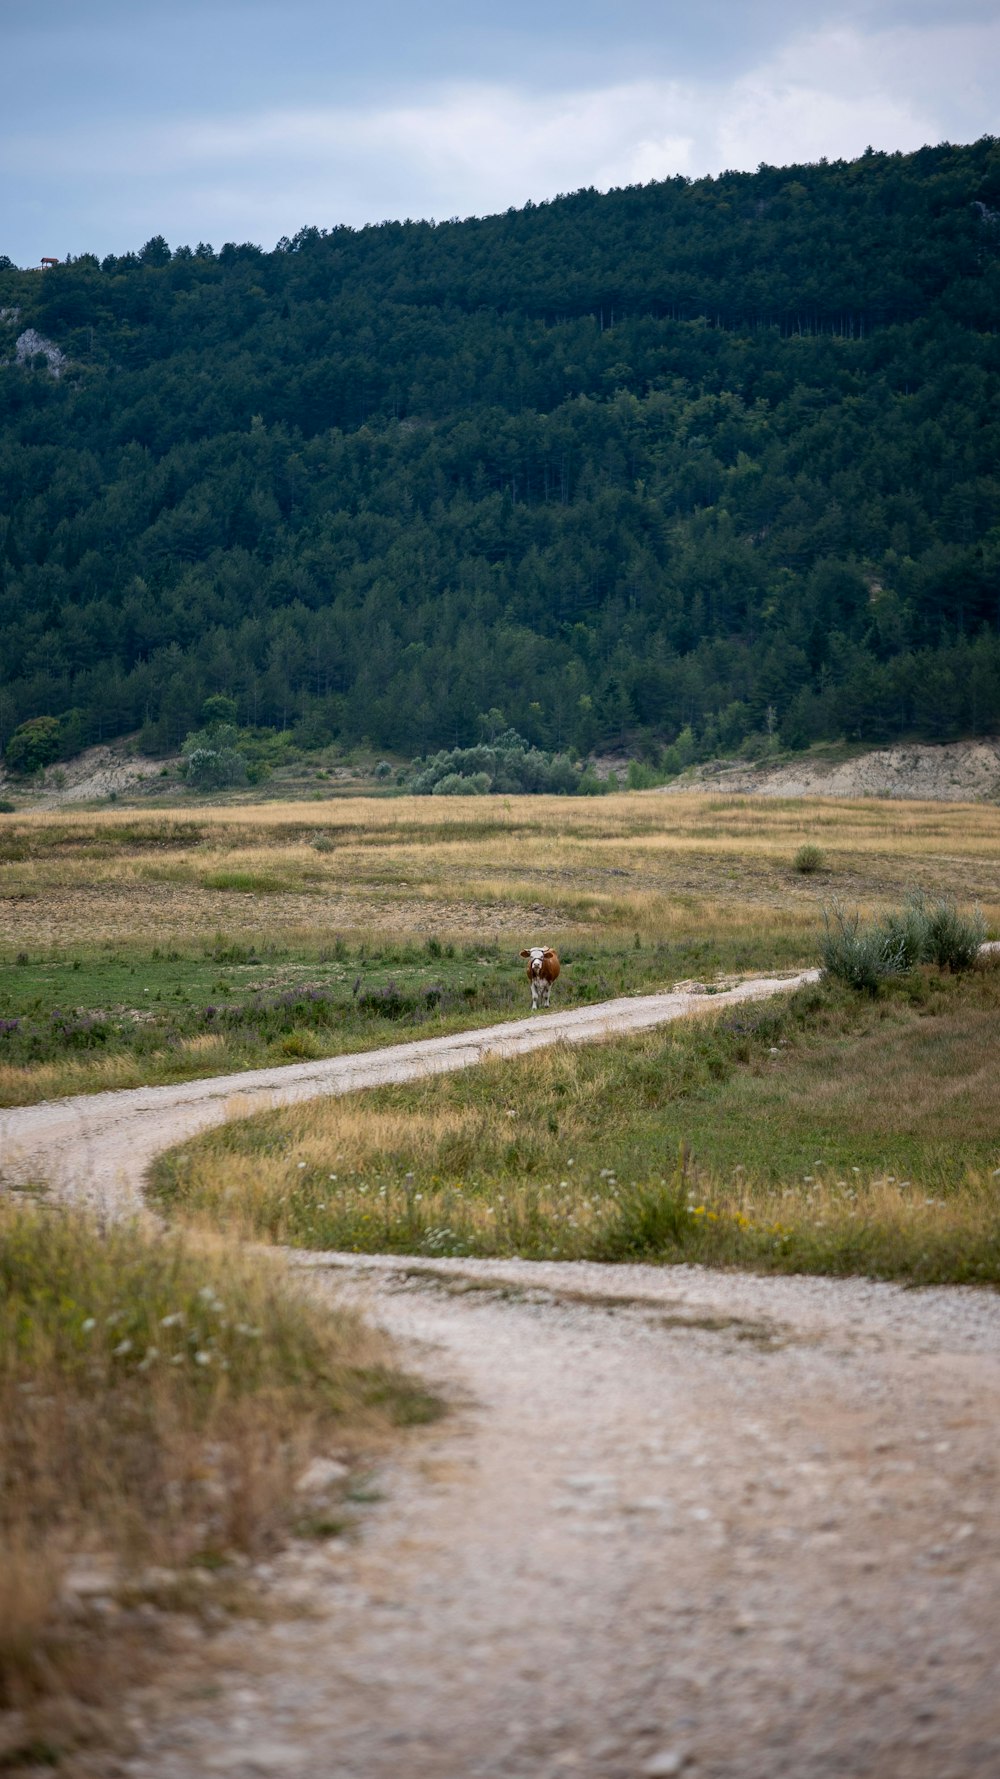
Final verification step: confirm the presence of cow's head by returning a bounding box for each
[521,946,551,976]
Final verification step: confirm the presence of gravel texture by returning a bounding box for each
[3,972,1000,1777]
[121,1256,1000,1778]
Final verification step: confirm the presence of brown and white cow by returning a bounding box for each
[520,946,560,1010]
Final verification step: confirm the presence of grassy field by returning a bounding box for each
[153,957,1000,1287]
[2,793,999,1106]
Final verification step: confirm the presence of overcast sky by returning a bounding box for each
[3,1,998,265]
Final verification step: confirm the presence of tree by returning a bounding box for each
[4,716,61,774]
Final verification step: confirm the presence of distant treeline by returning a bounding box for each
[1,136,999,763]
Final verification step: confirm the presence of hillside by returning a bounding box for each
[1,137,999,768]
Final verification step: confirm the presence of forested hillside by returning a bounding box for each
[2,136,999,766]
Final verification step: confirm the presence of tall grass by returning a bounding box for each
[822,894,987,992]
[0,1203,436,1721]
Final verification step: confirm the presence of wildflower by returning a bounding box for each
[112,1338,133,1357]
[138,1347,159,1370]
[160,1311,184,1327]
[194,1350,212,1366]
[81,1317,96,1334]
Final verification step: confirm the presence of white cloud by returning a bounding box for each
[2,16,998,256]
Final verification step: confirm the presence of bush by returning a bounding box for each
[4,717,61,776]
[793,843,824,874]
[820,904,908,994]
[878,895,932,970]
[921,896,987,972]
[821,894,987,992]
[183,746,249,791]
[431,771,490,795]
[410,730,585,795]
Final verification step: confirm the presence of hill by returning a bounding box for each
[1,137,999,769]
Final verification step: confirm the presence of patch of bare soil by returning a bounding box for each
[3,977,1000,1778]
[660,739,1000,803]
[0,742,174,808]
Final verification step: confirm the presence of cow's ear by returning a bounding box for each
[519,949,530,958]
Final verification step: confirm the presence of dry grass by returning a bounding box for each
[3,794,999,954]
[0,1201,437,1746]
[153,961,1000,1285]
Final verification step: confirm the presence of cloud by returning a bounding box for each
[2,15,997,257]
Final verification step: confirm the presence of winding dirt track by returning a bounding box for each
[0,974,820,1215]
[3,973,1000,1779]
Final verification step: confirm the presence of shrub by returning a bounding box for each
[183,745,249,791]
[4,717,61,776]
[410,730,585,795]
[181,722,250,792]
[793,843,824,874]
[431,771,490,795]
[820,904,908,994]
[921,896,987,972]
[821,895,987,992]
[878,895,932,970]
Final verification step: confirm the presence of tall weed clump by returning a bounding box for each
[822,895,987,992]
[820,904,908,994]
[920,895,987,972]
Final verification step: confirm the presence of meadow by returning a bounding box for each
[3,792,999,1106]
[153,958,1000,1287]
[2,789,999,1754]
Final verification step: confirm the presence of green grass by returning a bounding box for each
[152,961,1000,1286]
[0,934,752,1107]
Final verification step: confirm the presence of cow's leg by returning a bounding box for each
[542,981,551,1007]
[530,978,540,1010]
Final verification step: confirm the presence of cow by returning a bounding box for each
[520,946,560,1010]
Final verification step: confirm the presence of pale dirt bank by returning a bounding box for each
[2,978,999,1778]
[3,735,999,811]
[657,739,1000,802]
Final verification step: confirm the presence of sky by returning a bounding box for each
[2,0,998,266]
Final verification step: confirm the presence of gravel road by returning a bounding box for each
[0,973,819,1216]
[3,971,1000,1778]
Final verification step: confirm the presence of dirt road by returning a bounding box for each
[0,973,819,1215]
[3,972,1000,1777]
[124,1256,1000,1778]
